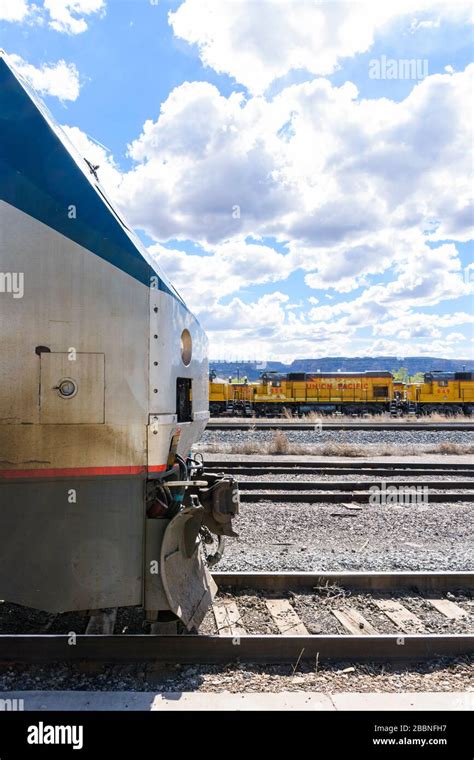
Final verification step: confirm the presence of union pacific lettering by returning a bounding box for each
[306,382,369,390]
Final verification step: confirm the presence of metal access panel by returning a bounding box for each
[40,352,105,424]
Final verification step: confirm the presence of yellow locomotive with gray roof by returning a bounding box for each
[209,370,474,416]
[405,371,474,414]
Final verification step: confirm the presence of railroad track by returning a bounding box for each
[206,460,474,502]
[207,420,474,431]
[0,573,472,665]
[236,480,474,503]
[206,460,474,477]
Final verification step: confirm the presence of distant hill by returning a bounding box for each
[210,356,474,380]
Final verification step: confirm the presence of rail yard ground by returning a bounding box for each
[198,426,474,457]
[206,454,473,573]
[1,423,472,699]
[0,656,471,696]
[0,572,473,695]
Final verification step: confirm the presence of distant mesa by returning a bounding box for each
[209,356,474,381]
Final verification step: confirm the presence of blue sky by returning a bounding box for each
[1,0,473,361]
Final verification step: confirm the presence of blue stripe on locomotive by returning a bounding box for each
[0,55,184,306]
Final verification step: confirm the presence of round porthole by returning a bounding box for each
[57,378,78,399]
[180,329,192,366]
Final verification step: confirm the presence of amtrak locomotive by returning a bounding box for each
[0,51,238,631]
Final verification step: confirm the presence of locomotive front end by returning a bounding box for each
[144,297,240,629]
[0,50,238,631]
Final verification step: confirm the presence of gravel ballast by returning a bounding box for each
[197,428,474,457]
[201,429,474,446]
[218,501,473,572]
[0,658,472,694]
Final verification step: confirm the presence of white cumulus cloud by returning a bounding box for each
[9,54,81,100]
[44,0,105,35]
[169,0,474,95]
[107,65,474,285]
[0,0,30,22]
[0,0,105,33]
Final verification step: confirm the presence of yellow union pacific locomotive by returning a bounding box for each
[210,371,394,415]
[209,370,474,416]
[405,371,474,414]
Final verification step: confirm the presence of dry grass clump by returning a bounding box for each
[426,442,474,455]
[197,439,474,457]
[245,411,470,424]
[232,441,260,455]
[305,411,468,423]
[267,430,291,454]
[421,412,467,422]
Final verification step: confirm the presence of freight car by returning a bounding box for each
[0,52,238,632]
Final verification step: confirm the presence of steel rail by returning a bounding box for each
[212,571,474,592]
[0,573,471,664]
[211,468,474,477]
[206,464,474,477]
[207,421,474,431]
[240,491,474,503]
[0,634,471,664]
[206,460,474,470]
[237,480,474,490]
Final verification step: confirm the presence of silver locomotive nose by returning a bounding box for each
[0,50,236,629]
